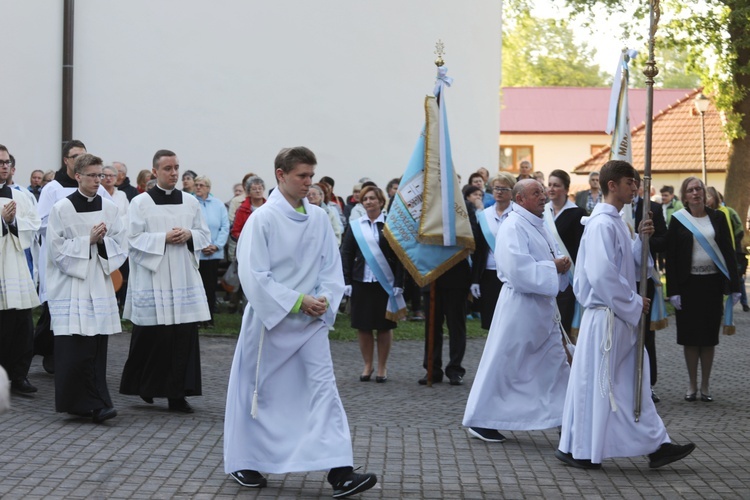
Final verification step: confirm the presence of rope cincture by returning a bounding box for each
[595,307,618,412]
[251,324,266,419]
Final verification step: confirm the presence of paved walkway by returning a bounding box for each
[2,304,750,499]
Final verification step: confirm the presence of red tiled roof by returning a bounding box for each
[500,87,694,133]
[572,89,729,174]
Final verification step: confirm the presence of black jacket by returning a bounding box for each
[634,197,668,257]
[665,206,741,296]
[117,177,140,201]
[551,205,586,263]
[340,219,404,288]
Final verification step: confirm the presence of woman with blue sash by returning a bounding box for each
[543,170,586,339]
[340,186,405,383]
[666,177,741,403]
[470,172,516,330]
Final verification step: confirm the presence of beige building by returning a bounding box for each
[498,87,703,192]
[573,88,728,197]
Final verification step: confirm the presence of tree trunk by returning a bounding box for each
[722,7,750,247]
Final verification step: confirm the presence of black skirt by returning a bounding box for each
[55,335,112,414]
[675,273,724,346]
[350,281,397,331]
[479,270,503,330]
[119,323,202,399]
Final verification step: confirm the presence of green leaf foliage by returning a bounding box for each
[502,13,608,87]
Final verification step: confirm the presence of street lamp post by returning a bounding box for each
[694,93,710,184]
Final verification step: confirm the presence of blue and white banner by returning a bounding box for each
[384,66,474,287]
[607,49,638,163]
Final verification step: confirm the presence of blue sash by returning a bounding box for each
[351,219,407,321]
[672,210,734,333]
[477,209,496,253]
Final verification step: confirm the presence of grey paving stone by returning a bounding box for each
[3,302,750,498]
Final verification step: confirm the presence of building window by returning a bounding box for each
[590,144,607,156]
[499,146,533,172]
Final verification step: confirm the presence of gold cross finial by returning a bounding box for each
[434,40,445,67]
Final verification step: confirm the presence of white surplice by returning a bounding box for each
[46,193,127,336]
[123,189,211,325]
[559,202,669,463]
[0,185,40,310]
[224,188,350,475]
[463,204,570,431]
[37,177,111,302]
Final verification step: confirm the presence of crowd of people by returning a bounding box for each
[1,140,747,493]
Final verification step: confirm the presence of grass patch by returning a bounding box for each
[203,311,489,341]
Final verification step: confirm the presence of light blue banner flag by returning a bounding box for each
[384,65,474,287]
[384,129,472,287]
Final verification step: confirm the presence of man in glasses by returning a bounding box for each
[35,140,111,373]
[0,144,41,396]
[45,154,127,422]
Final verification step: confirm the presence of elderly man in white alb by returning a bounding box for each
[46,154,127,423]
[463,179,572,443]
[224,147,377,499]
[119,149,211,414]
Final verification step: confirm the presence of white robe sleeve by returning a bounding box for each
[313,219,345,327]
[99,205,128,274]
[188,198,211,266]
[497,220,559,297]
[47,203,90,281]
[238,214,302,330]
[127,198,167,272]
[14,190,41,250]
[36,182,60,238]
[586,220,643,327]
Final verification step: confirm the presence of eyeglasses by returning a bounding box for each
[102,174,117,179]
[66,154,81,160]
[493,186,511,193]
[685,186,704,194]
[79,173,105,179]
[194,183,208,188]
[0,160,12,166]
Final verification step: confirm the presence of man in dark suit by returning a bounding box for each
[418,259,471,386]
[632,177,668,403]
[574,171,602,214]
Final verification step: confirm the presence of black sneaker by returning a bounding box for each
[331,471,377,498]
[468,427,506,443]
[648,442,696,468]
[230,469,267,488]
[554,450,602,470]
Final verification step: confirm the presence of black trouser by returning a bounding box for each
[199,260,220,319]
[556,284,576,336]
[422,287,467,379]
[0,308,34,381]
[637,279,658,386]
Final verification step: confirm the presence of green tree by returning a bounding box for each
[502,13,607,87]
[563,0,750,239]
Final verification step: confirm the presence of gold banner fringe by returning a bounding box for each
[651,318,669,331]
[384,224,471,287]
[386,307,408,323]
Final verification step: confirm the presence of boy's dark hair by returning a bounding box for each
[274,147,317,175]
[599,160,637,196]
